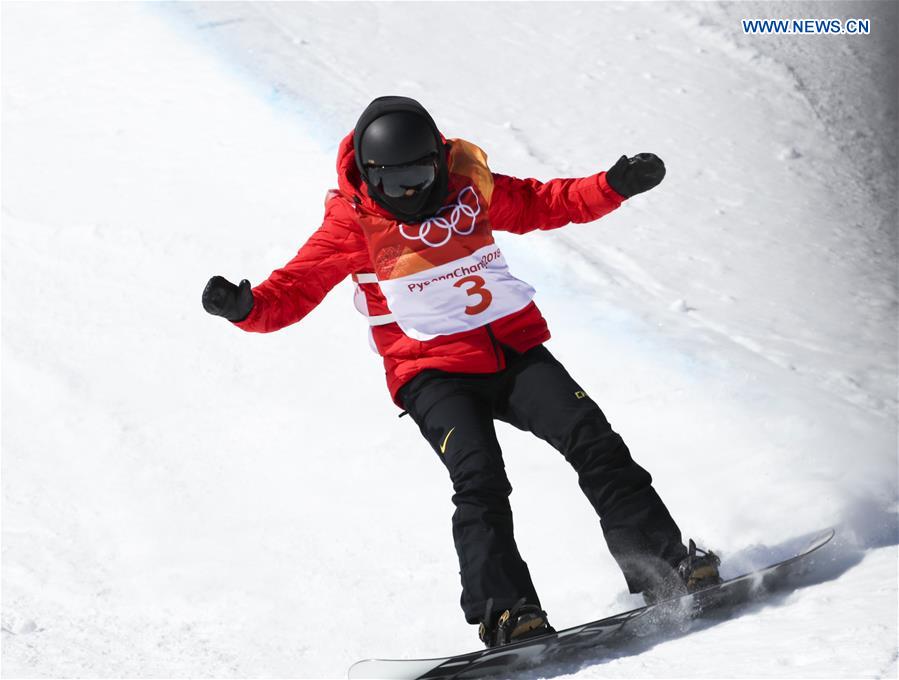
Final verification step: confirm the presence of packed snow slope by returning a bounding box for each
[2,2,896,678]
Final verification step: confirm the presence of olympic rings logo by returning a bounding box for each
[399,186,481,248]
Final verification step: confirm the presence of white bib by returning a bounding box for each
[378,243,535,340]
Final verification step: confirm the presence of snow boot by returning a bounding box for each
[643,539,722,605]
[478,597,555,648]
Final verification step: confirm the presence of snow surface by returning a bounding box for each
[2,2,896,678]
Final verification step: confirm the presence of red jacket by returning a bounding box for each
[235,132,625,405]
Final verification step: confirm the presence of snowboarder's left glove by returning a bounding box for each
[605,153,666,198]
[202,276,254,322]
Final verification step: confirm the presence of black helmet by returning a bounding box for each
[354,96,449,223]
[359,112,437,166]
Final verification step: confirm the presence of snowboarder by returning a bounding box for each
[202,96,721,648]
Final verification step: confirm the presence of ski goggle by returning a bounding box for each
[364,154,438,198]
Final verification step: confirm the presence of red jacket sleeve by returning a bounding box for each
[488,171,626,235]
[234,197,369,333]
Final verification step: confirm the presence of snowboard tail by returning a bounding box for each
[347,529,835,680]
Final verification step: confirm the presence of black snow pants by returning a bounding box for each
[398,343,688,625]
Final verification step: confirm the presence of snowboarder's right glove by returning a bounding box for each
[605,153,666,198]
[202,276,254,322]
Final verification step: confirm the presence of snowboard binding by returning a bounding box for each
[643,538,722,605]
[478,597,555,648]
[678,538,722,592]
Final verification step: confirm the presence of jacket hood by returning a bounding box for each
[336,131,387,216]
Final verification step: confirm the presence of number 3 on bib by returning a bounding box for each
[454,275,493,315]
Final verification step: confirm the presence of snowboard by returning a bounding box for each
[347,528,835,680]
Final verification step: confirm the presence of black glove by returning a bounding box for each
[605,153,666,198]
[202,276,254,322]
